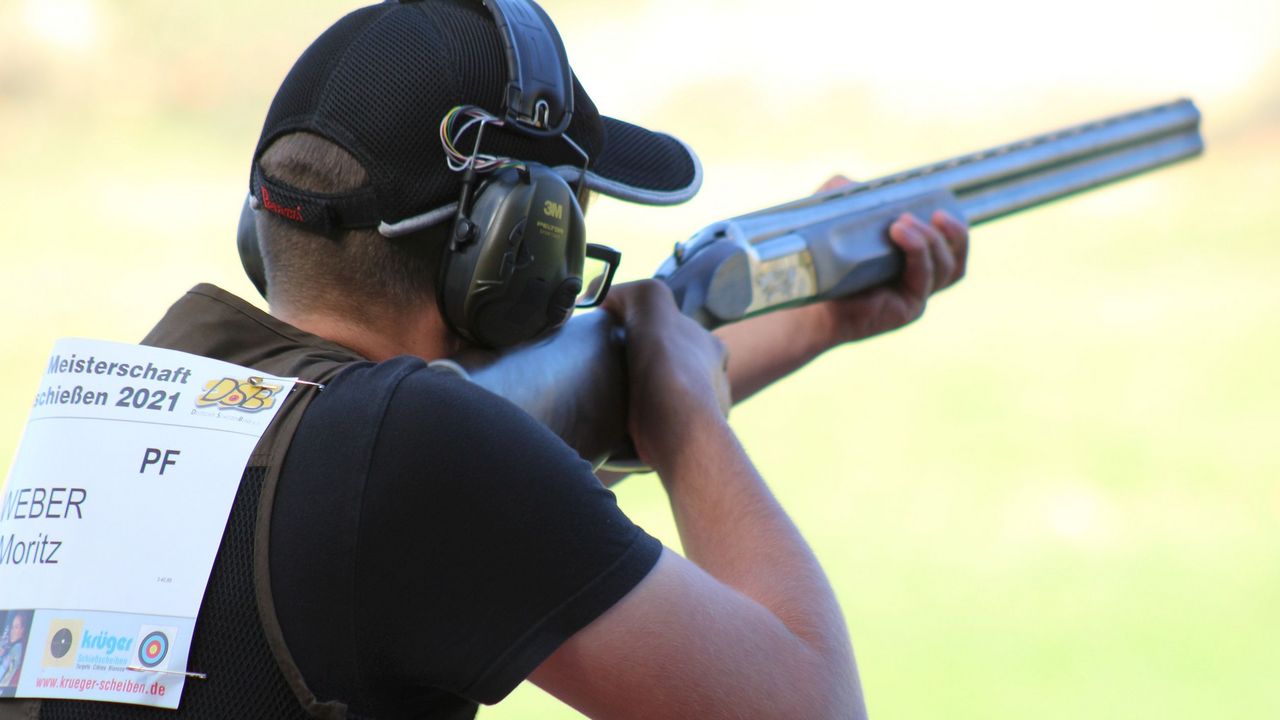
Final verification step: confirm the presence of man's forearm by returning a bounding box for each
[660,419,864,717]
[715,303,835,404]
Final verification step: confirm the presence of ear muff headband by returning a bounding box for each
[483,0,574,136]
[435,0,605,348]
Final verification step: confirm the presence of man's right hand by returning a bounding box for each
[602,280,733,476]
[532,282,865,720]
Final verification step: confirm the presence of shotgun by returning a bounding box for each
[450,98,1204,468]
[238,99,1204,468]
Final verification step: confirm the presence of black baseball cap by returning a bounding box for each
[250,0,702,237]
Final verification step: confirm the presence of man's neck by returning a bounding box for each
[272,302,461,363]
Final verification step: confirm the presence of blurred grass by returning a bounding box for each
[2,1,1278,718]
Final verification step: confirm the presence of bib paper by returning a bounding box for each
[0,338,296,708]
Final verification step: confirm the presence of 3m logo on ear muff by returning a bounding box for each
[195,378,282,412]
[543,200,564,220]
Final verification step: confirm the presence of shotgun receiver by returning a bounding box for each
[450,99,1204,467]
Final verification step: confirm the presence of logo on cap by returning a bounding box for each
[261,187,305,223]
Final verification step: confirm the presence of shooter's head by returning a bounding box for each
[248,0,700,347]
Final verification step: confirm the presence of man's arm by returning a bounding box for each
[532,282,863,720]
[715,176,969,403]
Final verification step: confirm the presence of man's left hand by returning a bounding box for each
[811,174,969,346]
[712,174,970,403]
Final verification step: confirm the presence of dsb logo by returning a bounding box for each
[196,377,282,412]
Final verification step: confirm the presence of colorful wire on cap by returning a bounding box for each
[439,105,527,173]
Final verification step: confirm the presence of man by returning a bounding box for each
[16,1,967,718]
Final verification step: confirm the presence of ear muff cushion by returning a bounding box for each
[238,196,268,298]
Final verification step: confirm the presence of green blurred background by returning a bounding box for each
[2,0,1277,717]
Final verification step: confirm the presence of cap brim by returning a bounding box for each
[379,117,701,238]
[557,117,702,206]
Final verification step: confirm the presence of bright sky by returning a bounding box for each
[17,0,1276,132]
[22,0,99,52]
[555,0,1277,126]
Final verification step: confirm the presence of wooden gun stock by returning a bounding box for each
[447,311,629,468]
[451,99,1204,467]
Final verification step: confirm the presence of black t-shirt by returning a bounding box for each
[269,356,662,719]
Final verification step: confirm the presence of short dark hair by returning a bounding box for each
[256,132,448,319]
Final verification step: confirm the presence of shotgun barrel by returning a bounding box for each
[455,99,1204,468]
[658,98,1203,327]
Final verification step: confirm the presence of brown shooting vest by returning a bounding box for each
[0,284,366,720]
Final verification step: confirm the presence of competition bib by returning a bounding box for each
[0,338,296,709]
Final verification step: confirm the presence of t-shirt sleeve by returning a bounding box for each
[353,364,662,705]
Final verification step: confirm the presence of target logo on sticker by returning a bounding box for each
[133,626,178,672]
[43,619,84,668]
[138,632,168,667]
